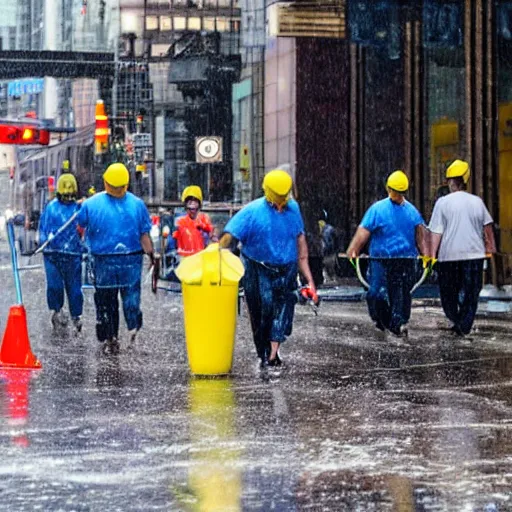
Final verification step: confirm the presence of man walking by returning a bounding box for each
[219,169,317,368]
[78,163,154,354]
[428,159,496,336]
[346,170,428,338]
[39,174,84,334]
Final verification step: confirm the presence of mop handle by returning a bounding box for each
[7,220,23,304]
[34,209,80,255]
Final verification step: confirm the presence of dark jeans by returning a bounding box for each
[92,254,144,342]
[366,259,416,335]
[242,255,298,361]
[94,282,143,342]
[437,259,484,335]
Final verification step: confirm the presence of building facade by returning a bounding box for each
[231,0,512,262]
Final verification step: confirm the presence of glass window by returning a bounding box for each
[203,17,215,31]
[497,5,512,251]
[173,17,186,30]
[146,16,159,30]
[231,18,240,32]
[204,0,234,7]
[216,17,229,31]
[160,16,172,31]
[188,17,201,30]
[425,47,465,207]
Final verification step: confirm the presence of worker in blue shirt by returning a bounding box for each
[39,174,84,334]
[346,170,428,339]
[78,163,154,354]
[220,169,317,368]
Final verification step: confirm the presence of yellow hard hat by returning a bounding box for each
[88,185,96,196]
[386,170,409,192]
[263,169,293,210]
[62,159,70,171]
[263,169,293,196]
[181,185,203,204]
[57,173,77,195]
[446,159,470,184]
[103,163,129,187]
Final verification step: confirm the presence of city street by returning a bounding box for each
[0,173,511,511]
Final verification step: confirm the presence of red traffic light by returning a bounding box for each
[0,124,49,145]
[21,128,34,141]
[19,126,50,145]
[0,125,19,144]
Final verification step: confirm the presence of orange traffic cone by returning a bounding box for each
[0,305,41,369]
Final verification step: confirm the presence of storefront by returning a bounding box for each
[262,0,510,265]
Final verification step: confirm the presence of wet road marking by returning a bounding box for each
[359,421,512,431]
[384,380,512,392]
[339,356,512,379]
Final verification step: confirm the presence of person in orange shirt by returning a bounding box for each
[173,186,216,257]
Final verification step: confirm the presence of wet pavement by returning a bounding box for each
[0,175,511,511]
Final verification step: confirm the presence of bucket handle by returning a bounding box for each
[203,243,222,285]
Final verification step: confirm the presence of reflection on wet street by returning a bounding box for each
[0,249,511,510]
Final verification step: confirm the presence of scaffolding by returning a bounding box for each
[144,0,241,202]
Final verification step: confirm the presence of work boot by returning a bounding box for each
[268,353,282,367]
[51,310,68,329]
[102,337,120,355]
[72,316,82,335]
[126,329,138,351]
[450,325,465,337]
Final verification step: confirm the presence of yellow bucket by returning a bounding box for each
[175,244,245,375]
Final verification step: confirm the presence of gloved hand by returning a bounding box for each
[300,285,319,306]
[196,220,212,233]
[418,255,437,269]
[418,255,430,268]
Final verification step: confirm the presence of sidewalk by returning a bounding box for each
[317,281,512,314]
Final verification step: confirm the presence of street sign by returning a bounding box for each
[132,133,153,149]
[195,136,223,163]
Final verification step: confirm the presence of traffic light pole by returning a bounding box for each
[112,0,120,120]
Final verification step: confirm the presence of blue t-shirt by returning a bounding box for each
[224,197,305,265]
[77,191,151,255]
[39,199,83,255]
[361,198,424,258]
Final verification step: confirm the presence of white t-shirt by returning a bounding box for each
[428,191,493,262]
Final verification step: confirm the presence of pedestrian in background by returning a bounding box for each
[39,173,84,334]
[77,163,154,354]
[428,159,496,336]
[173,185,216,258]
[346,170,428,338]
[220,169,317,368]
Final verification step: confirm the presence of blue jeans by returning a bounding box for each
[92,254,143,342]
[242,255,298,361]
[43,253,83,318]
[366,259,416,335]
[437,259,484,335]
